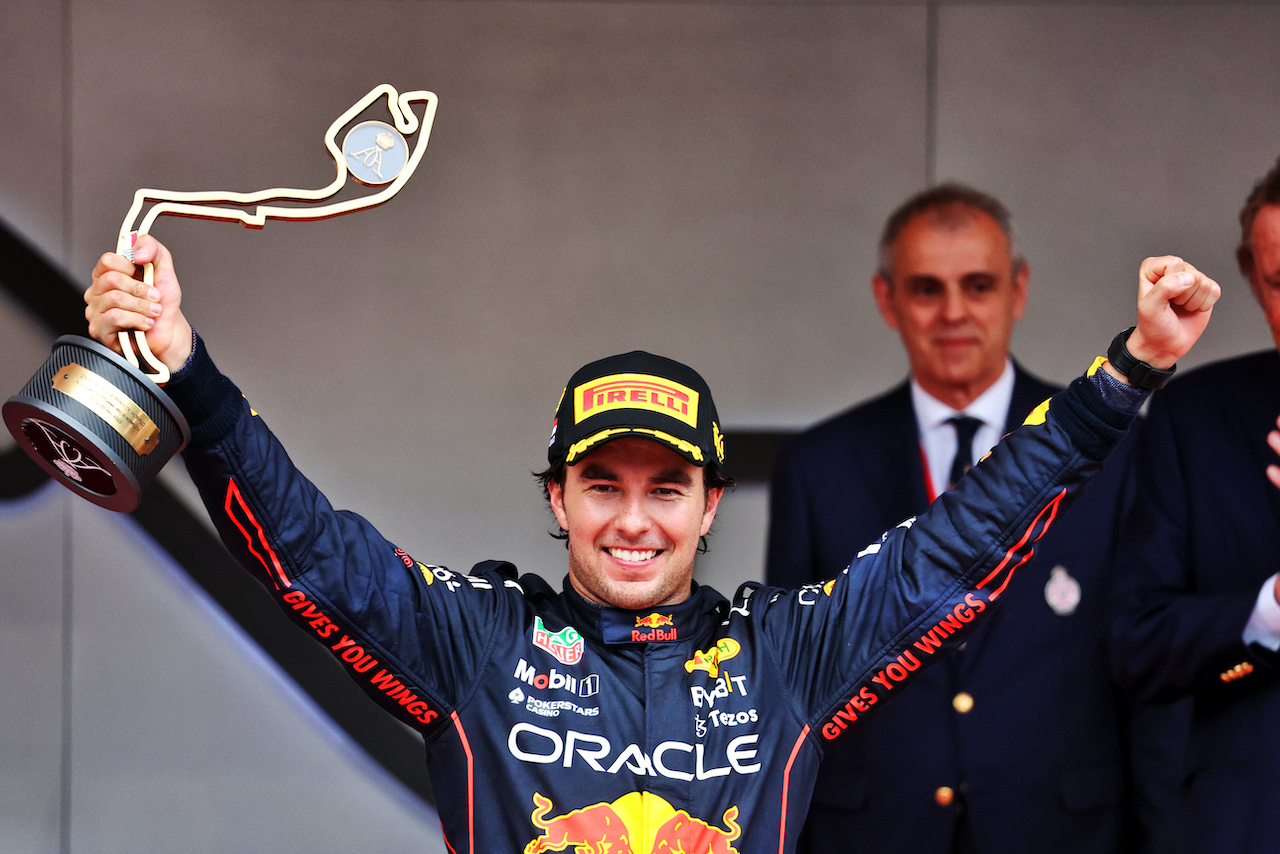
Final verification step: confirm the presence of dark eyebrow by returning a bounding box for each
[653,468,694,487]
[902,274,943,288]
[577,462,693,487]
[579,463,619,481]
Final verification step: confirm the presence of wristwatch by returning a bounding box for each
[1106,326,1176,390]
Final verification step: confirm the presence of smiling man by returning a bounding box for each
[539,351,729,612]
[84,234,1215,853]
[551,437,720,609]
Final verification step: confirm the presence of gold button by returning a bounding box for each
[952,692,974,714]
[1219,661,1255,682]
[935,786,955,807]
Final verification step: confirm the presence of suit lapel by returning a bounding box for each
[1231,352,1280,528]
[855,382,931,531]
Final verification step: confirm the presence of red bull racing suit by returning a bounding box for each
[169,338,1141,854]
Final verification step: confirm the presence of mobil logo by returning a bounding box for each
[515,658,600,697]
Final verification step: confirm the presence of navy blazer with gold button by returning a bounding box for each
[1110,349,1280,854]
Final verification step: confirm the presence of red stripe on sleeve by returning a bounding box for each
[975,488,1065,599]
[224,478,292,589]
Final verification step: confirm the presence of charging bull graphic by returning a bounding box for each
[526,792,741,854]
[635,613,674,629]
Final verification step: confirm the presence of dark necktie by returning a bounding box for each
[947,416,983,491]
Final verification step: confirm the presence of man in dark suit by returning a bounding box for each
[767,184,1167,853]
[1109,157,1280,854]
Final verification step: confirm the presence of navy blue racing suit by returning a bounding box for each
[168,338,1140,854]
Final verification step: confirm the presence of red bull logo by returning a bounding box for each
[635,613,674,629]
[574,373,699,428]
[525,792,741,854]
[632,612,677,642]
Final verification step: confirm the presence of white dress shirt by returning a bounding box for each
[910,359,1016,500]
[1245,573,1280,651]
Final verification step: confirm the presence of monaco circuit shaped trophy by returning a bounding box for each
[4,84,437,512]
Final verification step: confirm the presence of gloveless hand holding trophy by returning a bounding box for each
[3,85,437,512]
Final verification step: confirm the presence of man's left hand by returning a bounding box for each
[1125,256,1220,368]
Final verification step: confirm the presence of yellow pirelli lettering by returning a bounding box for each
[573,373,698,428]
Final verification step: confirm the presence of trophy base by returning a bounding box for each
[3,335,190,512]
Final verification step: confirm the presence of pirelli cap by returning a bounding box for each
[547,351,725,468]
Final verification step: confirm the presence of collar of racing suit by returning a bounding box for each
[553,575,730,646]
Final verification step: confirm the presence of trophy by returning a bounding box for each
[4,84,437,512]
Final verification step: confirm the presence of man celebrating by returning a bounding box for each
[766,184,1178,854]
[85,233,1215,853]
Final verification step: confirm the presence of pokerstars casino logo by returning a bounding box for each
[573,373,699,428]
[533,616,584,666]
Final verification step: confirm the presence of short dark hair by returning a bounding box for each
[533,458,734,551]
[1237,156,1280,279]
[877,182,1025,282]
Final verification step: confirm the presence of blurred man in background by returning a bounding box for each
[768,184,1176,854]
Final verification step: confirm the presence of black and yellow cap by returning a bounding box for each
[547,351,725,468]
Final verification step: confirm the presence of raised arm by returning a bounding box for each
[82,235,506,735]
[762,255,1218,734]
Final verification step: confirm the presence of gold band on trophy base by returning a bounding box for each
[4,84,436,511]
[52,363,161,454]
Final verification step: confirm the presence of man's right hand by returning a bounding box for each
[85,234,192,373]
[1263,415,1280,609]
[1267,415,1280,490]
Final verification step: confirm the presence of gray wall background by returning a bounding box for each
[2,1,1277,851]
